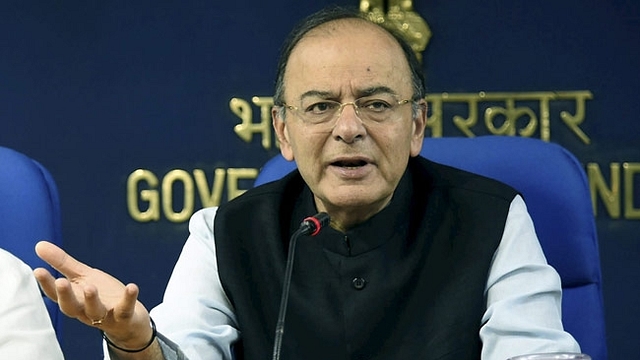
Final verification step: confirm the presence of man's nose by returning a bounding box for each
[332,102,366,143]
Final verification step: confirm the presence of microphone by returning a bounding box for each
[272,212,330,360]
[297,212,331,237]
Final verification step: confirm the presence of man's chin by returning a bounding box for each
[319,186,390,211]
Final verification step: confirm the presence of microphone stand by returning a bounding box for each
[272,213,330,360]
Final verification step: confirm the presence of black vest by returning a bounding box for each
[214,156,517,360]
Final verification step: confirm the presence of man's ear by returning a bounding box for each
[272,107,295,161]
[410,100,427,157]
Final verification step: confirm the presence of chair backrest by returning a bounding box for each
[0,146,64,342]
[254,135,607,360]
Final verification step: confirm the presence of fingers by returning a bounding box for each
[55,280,112,327]
[35,264,99,322]
[54,277,86,319]
[83,284,109,325]
[35,240,87,279]
[34,241,149,337]
[33,267,59,302]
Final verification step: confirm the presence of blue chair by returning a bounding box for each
[0,146,64,342]
[254,135,607,360]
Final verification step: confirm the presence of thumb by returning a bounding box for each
[35,240,88,279]
[114,283,142,321]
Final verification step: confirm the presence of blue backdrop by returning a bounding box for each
[2,1,638,358]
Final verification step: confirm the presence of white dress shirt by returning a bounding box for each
[105,195,580,360]
[0,248,64,360]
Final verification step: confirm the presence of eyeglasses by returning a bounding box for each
[281,95,413,126]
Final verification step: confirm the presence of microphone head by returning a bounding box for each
[300,212,331,236]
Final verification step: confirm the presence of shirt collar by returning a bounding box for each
[291,169,412,256]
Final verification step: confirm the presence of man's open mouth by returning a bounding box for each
[332,160,368,168]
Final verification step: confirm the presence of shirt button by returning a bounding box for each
[352,277,366,290]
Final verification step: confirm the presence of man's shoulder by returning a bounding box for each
[217,169,304,217]
[411,156,519,202]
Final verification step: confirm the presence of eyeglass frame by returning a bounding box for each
[277,95,418,126]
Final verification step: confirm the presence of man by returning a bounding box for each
[0,248,64,359]
[34,6,581,360]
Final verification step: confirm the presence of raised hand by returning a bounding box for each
[33,241,156,354]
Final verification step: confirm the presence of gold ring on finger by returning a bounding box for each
[91,314,107,326]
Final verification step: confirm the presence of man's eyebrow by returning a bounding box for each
[357,86,399,97]
[299,90,334,100]
[298,86,399,100]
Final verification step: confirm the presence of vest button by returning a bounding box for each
[352,277,366,290]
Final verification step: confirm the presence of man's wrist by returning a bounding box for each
[102,317,157,353]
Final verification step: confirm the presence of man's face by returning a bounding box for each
[273,19,426,228]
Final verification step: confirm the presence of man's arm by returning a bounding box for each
[480,195,581,360]
[35,206,238,360]
[145,207,239,360]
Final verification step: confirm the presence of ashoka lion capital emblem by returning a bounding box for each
[360,0,432,63]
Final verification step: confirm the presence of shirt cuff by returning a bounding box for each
[156,331,189,360]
